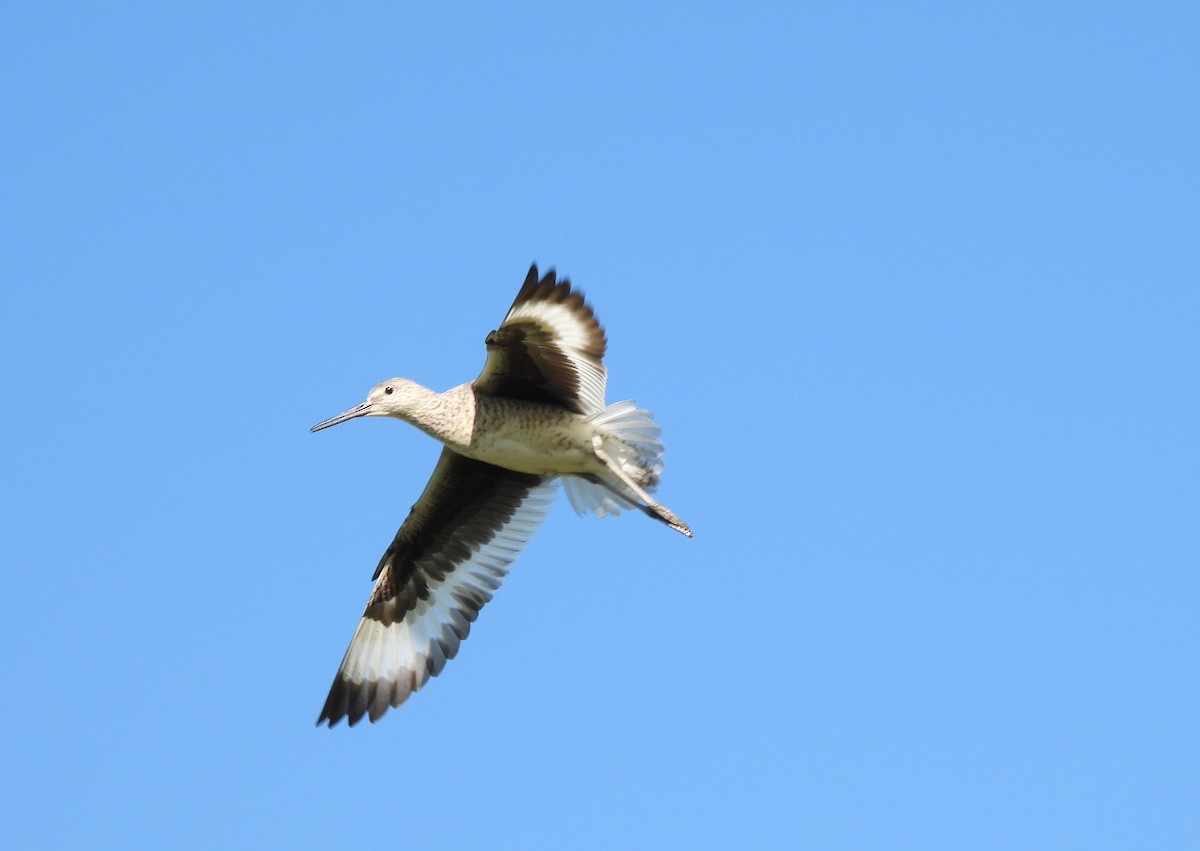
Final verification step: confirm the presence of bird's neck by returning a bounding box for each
[392,382,476,448]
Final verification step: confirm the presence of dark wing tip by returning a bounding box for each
[509,265,600,343]
[514,263,545,304]
[319,677,361,727]
[515,263,565,306]
[515,262,586,306]
[316,678,352,727]
[316,674,414,728]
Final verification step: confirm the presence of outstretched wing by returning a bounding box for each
[474,264,608,415]
[318,449,557,727]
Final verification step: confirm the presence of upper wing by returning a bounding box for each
[317,448,558,727]
[473,265,607,415]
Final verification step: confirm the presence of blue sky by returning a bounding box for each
[3,3,1197,848]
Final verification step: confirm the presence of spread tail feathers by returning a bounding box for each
[563,401,691,536]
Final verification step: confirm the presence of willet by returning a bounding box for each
[311,265,690,726]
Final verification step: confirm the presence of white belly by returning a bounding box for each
[464,434,593,475]
[456,398,600,476]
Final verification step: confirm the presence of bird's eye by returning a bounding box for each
[384,386,394,395]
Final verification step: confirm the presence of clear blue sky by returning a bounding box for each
[3,3,1197,848]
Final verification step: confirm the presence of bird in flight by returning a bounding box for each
[310,265,690,726]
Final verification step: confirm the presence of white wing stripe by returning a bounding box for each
[332,480,559,714]
[506,299,607,413]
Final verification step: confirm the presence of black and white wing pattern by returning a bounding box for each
[317,448,557,727]
[474,265,608,415]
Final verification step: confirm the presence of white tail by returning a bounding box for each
[563,400,665,518]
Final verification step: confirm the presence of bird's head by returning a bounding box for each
[310,378,419,432]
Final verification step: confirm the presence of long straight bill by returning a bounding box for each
[311,402,372,432]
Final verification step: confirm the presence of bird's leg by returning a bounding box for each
[591,436,692,537]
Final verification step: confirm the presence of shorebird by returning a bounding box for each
[311,265,690,726]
